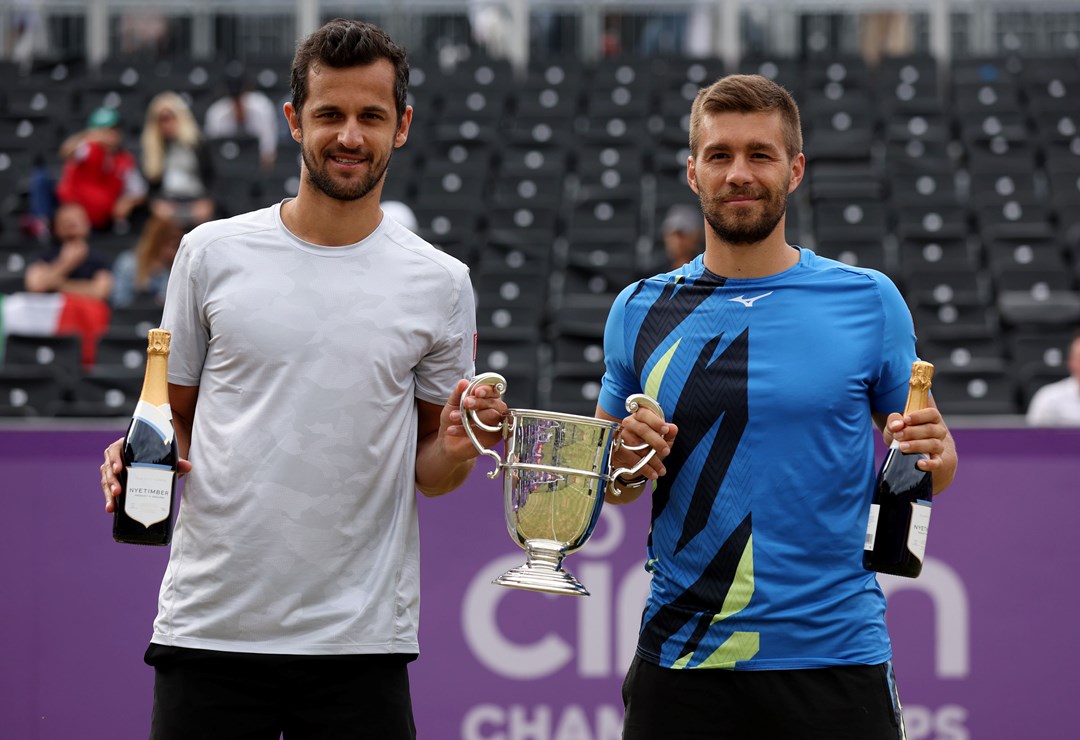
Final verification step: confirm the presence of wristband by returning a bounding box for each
[615,473,648,490]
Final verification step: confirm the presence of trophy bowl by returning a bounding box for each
[461,372,663,596]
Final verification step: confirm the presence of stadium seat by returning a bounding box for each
[58,369,143,417]
[930,367,1020,415]
[918,335,1008,372]
[2,333,83,391]
[0,367,64,417]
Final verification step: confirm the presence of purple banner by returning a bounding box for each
[2,426,1078,739]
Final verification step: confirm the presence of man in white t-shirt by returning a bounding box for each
[100,19,506,739]
[1026,330,1080,427]
[203,65,281,170]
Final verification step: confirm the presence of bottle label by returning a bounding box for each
[906,501,933,561]
[125,464,174,527]
[133,400,174,445]
[864,504,880,551]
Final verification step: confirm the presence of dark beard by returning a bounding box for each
[699,186,789,246]
[300,141,392,202]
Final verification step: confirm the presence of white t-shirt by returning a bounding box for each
[204,91,280,160]
[1026,375,1080,427]
[154,201,476,655]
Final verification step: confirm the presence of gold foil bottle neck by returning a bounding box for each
[910,360,934,391]
[147,329,171,355]
[902,360,934,416]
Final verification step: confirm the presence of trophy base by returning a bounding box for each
[493,562,590,597]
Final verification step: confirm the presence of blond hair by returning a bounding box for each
[141,91,202,182]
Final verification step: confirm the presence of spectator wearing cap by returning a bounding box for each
[55,106,148,232]
[660,203,705,270]
[204,64,281,170]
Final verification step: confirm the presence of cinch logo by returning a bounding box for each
[462,507,648,680]
[463,516,971,682]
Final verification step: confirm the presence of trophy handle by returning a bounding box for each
[461,372,509,479]
[609,393,667,488]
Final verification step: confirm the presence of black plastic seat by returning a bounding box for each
[812,199,889,244]
[895,239,978,275]
[808,162,885,201]
[824,243,891,273]
[1007,329,1077,371]
[994,269,1076,296]
[57,369,143,417]
[0,367,64,417]
[976,202,1056,243]
[545,375,604,417]
[208,135,262,179]
[2,333,83,390]
[566,196,641,248]
[998,290,1080,329]
[985,240,1069,276]
[910,298,1000,341]
[894,205,972,242]
[888,172,963,208]
[874,56,943,116]
[917,336,1008,372]
[903,268,993,308]
[883,138,957,175]
[930,367,1019,415]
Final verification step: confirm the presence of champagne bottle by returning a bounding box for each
[113,329,179,546]
[863,360,935,578]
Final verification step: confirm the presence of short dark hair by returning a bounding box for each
[689,74,803,160]
[290,18,409,122]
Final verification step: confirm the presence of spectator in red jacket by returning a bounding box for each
[55,106,148,233]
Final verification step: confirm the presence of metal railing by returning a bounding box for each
[3,1,1078,74]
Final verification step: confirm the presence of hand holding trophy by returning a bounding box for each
[461,372,665,596]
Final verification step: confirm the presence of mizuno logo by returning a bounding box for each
[728,292,774,307]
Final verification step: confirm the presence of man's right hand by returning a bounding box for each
[100,438,192,513]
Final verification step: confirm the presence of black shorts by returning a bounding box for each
[621,654,907,740]
[144,644,417,740]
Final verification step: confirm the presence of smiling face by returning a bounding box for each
[687,110,804,247]
[285,59,411,204]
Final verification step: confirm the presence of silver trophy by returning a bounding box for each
[461,372,665,596]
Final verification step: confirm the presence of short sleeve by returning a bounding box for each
[160,235,209,386]
[870,271,918,415]
[597,283,639,418]
[413,266,476,405]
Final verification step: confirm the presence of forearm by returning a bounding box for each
[59,273,112,302]
[24,263,67,292]
[415,433,476,497]
[932,429,958,495]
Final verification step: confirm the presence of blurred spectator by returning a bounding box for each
[1026,330,1080,427]
[52,106,148,234]
[8,0,46,73]
[640,12,688,56]
[859,11,913,67]
[118,9,169,56]
[659,204,705,270]
[204,64,281,171]
[23,203,114,302]
[141,92,216,227]
[468,1,514,60]
[110,214,184,308]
